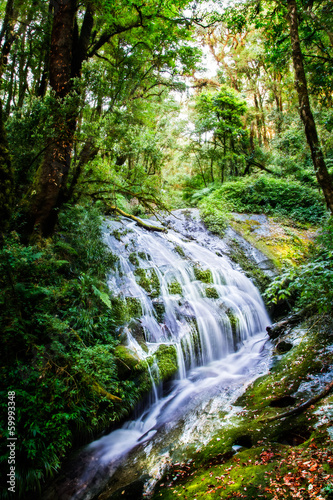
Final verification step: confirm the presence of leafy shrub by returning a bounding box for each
[201,176,326,224]
[198,192,229,236]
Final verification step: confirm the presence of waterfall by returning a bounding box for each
[104,213,268,376]
[61,209,271,500]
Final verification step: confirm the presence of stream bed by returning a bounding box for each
[45,209,273,500]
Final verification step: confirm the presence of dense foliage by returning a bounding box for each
[0,206,153,497]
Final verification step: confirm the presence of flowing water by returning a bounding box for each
[46,209,272,500]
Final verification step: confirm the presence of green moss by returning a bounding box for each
[111,228,132,241]
[174,245,186,257]
[153,300,165,322]
[205,286,219,299]
[228,239,271,294]
[152,315,333,500]
[129,252,139,266]
[125,297,142,318]
[138,251,147,260]
[194,266,213,284]
[155,344,178,381]
[226,308,239,334]
[134,267,161,298]
[111,296,130,323]
[168,280,183,295]
[150,269,160,298]
[114,345,140,373]
[134,268,151,293]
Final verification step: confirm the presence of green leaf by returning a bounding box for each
[92,285,112,309]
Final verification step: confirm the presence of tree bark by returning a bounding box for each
[0,0,16,236]
[29,0,78,236]
[286,0,333,214]
[0,99,14,236]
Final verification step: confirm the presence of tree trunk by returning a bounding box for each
[0,99,14,236]
[286,0,333,214]
[29,0,77,236]
[0,0,16,237]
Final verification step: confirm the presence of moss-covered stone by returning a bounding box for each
[193,266,213,284]
[228,238,271,294]
[111,296,130,324]
[134,267,160,298]
[155,344,178,381]
[134,268,151,293]
[226,308,239,335]
[174,245,185,257]
[129,252,139,266]
[114,345,141,376]
[205,286,219,299]
[168,280,183,295]
[126,297,142,318]
[152,299,165,322]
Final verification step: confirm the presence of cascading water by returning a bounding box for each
[47,209,272,500]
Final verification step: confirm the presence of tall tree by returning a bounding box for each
[286,0,333,213]
[0,0,15,237]
[26,0,199,236]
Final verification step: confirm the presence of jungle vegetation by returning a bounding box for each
[0,0,333,497]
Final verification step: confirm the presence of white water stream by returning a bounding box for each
[50,210,272,500]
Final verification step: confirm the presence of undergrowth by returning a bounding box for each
[190,176,326,225]
[264,217,333,313]
[0,205,152,498]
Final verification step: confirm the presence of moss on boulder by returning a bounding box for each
[193,266,213,284]
[155,344,178,381]
[205,286,219,299]
[168,280,183,295]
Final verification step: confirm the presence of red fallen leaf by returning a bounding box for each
[309,464,318,471]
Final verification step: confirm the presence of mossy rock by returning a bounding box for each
[114,345,141,376]
[134,268,151,293]
[168,280,183,295]
[127,319,148,352]
[228,238,272,294]
[129,252,139,266]
[152,299,165,322]
[174,245,185,257]
[155,344,178,381]
[205,286,219,299]
[193,266,213,284]
[134,268,160,298]
[126,297,142,318]
[226,308,239,334]
[112,296,130,323]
